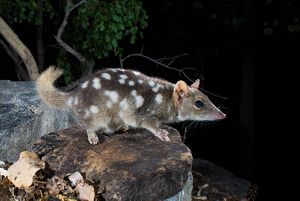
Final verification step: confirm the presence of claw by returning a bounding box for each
[87,131,99,145]
[155,129,170,142]
[120,125,129,132]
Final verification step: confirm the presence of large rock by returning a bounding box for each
[0,80,76,162]
[192,158,252,201]
[32,126,193,201]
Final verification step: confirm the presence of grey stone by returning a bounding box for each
[165,172,193,201]
[0,80,76,162]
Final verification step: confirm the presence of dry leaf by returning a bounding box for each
[47,176,73,196]
[68,172,84,187]
[75,182,95,201]
[7,151,45,188]
[0,167,8,177]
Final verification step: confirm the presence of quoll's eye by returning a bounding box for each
[194,100,204,108]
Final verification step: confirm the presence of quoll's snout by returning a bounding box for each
[208,109,226,121]
[219,111,226,119]
[213,109,226,120]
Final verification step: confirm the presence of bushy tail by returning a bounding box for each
[36,66,68,108]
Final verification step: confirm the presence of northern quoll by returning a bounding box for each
[36,66,226,144]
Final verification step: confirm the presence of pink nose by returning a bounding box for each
[219,112,226,119]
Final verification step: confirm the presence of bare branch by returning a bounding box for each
[156,53,189,63]
[119,55,123,69]
[69,0,86,12]
[0,39,30,80]
[0,17,39,80]
[56,0,87,63]
[121,53,194,82]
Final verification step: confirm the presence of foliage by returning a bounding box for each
[0,0,148,82]
[56,51,72,84]
[0,0,55,25]
[73,0,148,59]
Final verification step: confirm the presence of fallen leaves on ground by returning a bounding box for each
[0,151,97,201]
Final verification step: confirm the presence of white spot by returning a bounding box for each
[74,97,78,105]
[153,84,164,92]
[152,86,159,92]
[155,93,163,104]
[138,79,144,84]
[119,79,125,84]
[135,96,144,108]
[106,100,113,108]
[131,90,144,108]
[81,81,89,88]
[119,99,129,110]
[131,90,137,97]
[167,105,171,112]
[67,97,73,106]
[84,109,90,118]
[101,73,111,80]
[90,105,99,114]
[104,90,119,103]
[128,80,135,86]
[133,71,141,75]
[110,69,117,72]
[93,78,101,89]
[148,80,155,87]
[158,84,164,89]
[119,74,128,79]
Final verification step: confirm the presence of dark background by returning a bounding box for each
[1,1,298,200]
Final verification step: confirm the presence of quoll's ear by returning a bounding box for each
[190,79,200,89]
[172,80,189,107]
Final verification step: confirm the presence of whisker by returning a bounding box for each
[217,106,228,110]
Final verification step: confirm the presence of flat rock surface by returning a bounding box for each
[32,126,193,201]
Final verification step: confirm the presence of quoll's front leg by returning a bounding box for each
[87,129,99,145]
[139,116,170,142]
[155,128,170,142]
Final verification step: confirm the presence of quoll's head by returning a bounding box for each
[172,79,226,121]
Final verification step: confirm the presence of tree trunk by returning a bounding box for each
[0,17,39,80]
[0,39,30,80]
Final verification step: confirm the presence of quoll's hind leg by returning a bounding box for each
[87,129,99,145]
[79,121,100,145]
[80,114,111,145]
[117,124,129,133]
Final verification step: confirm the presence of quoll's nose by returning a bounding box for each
[210,110,226,120]
[219,111,226,119]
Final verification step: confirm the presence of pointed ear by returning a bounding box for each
[172,80,189,107]
[190,79,200,89]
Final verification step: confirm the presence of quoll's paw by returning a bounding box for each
[87,131,99,145]
[155,129,170,142]
[120,125,129,132]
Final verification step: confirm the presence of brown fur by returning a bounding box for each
[36,66,226,144]
[36,66,68,108]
